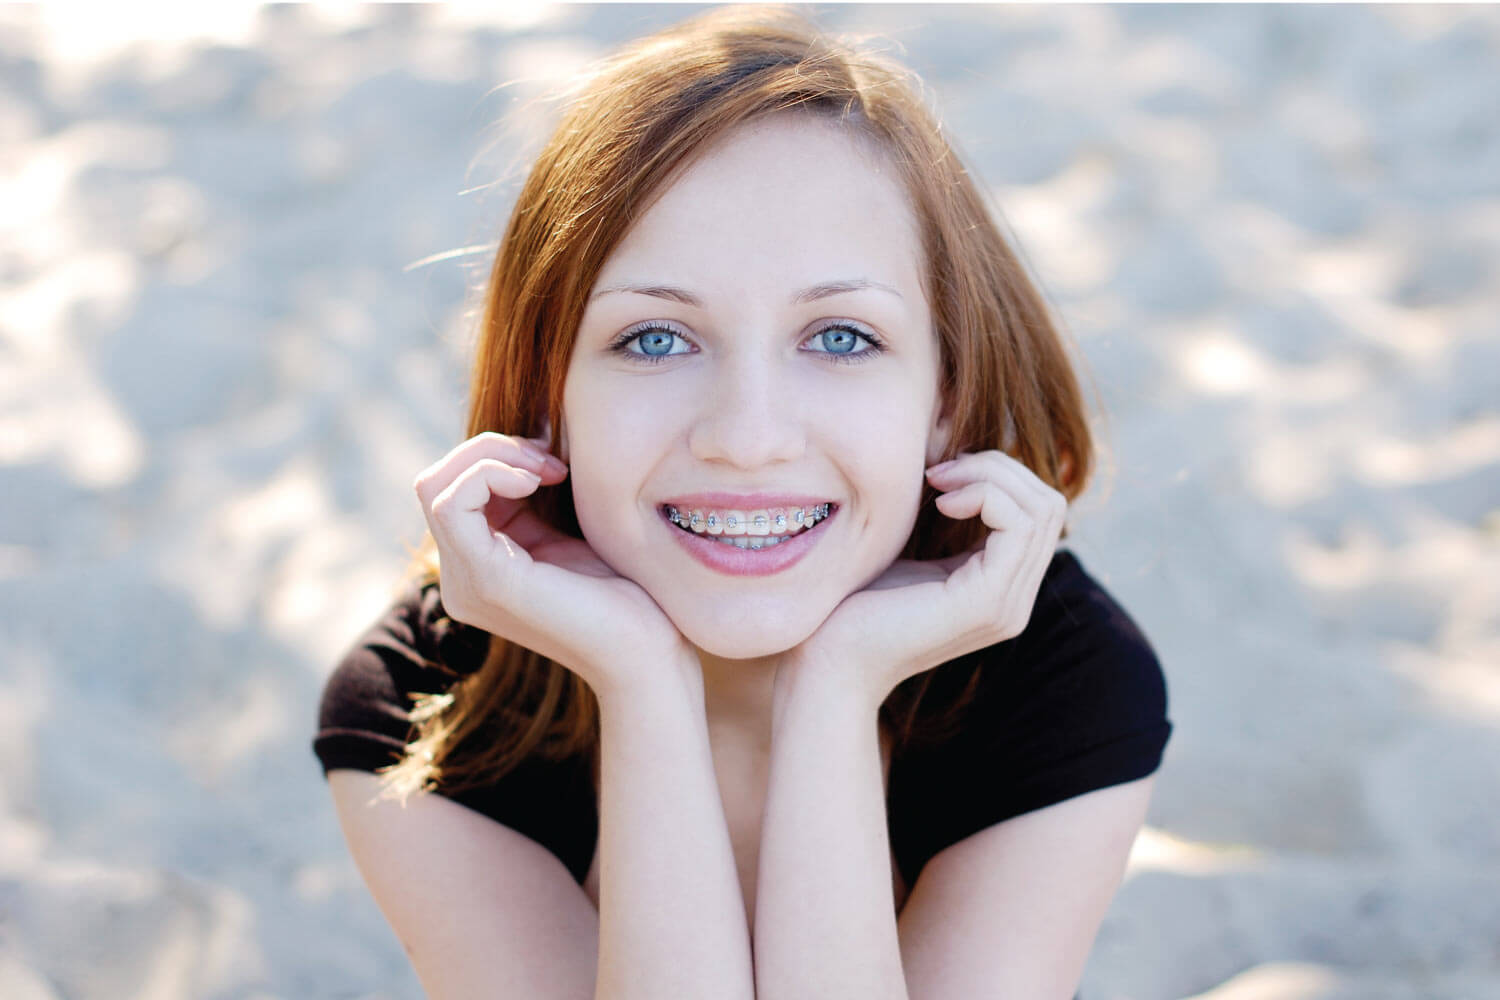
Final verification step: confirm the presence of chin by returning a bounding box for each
[665,596,829,661]
[683,629,803,661]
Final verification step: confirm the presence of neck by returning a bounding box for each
[694,646,779,755]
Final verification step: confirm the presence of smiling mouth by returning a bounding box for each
[661,503,836,550]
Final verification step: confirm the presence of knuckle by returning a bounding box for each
[430,493,460,526]
[476,458,518,486]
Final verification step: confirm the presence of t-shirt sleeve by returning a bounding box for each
[310,580,601,884]
[888,550,1172,887]
[312,580,489,777]
[978,553,1171,816]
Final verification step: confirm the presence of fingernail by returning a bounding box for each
[926,460,955,475]
[521,443,566,473]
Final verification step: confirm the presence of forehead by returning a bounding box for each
[597,114,925,296]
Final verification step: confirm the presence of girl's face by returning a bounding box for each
[562,113,950,659]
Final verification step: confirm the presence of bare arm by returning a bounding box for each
[752,665,906,1000]
[593,664,756,1000]
[897,778,1154,999]
[329,769,602,999]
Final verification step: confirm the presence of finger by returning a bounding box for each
[429,459,542,566]
[520,428,564,462]
[415,432,565,509]
[969,477,1060,627]
[422,455,561,548]
[502,504,575,553]
[936,480,1050,631]
[934,480,1028,594]
[928,450,1058,526]
[978,451,1067,537]
[930,452,1050,515]
[934,479,1028,534]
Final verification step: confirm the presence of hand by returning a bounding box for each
[414,431,699,702]
[776,449,1068,710]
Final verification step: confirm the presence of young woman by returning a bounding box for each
[314,7,1171,999]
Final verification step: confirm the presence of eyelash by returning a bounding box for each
[607,321,887,366]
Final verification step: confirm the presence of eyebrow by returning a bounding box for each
[588,278,904,307]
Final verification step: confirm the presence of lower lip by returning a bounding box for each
[661,509,834,576]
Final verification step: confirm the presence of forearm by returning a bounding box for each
[593,667,755,1000]
[753,667,907,1000]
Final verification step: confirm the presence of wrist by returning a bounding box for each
[772,650,884,726]
[592,650,705,717]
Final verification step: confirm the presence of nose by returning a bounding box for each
[688,346,805,469]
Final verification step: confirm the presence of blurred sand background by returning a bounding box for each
[1,4,1497,998]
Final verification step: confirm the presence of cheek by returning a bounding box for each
[563,383,670,540]
[824,388,931,510]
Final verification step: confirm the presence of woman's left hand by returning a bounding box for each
[776,449,1069,711]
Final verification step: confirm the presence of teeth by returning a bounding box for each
[666,503,832,543]
[718,533,789,549]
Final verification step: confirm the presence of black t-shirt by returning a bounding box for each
[313,548,1172,890]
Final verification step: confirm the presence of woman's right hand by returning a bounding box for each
[413,431,699,702]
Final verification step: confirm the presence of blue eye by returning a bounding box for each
[818,329,857,353]
[805,324,884,364]
[610,323,694,363]
[636,329,680,356]
[608,321,886,366]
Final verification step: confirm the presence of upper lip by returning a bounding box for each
[661,492,837,510]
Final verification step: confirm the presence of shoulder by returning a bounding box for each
[312,577,491,775]
[898,548,1170,745]
[314,577,600,884]
[988,547,1170,735]
[970,547,1171,776]
[888,547,1173,887]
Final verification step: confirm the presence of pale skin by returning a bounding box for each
[330,114,1155,999]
